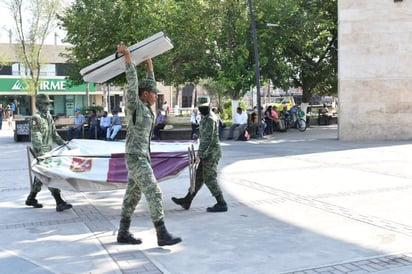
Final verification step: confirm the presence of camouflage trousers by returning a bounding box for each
[192,159,223,198]
[32,176,61,196]
[120,154,164,223]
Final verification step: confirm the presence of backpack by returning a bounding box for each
[238,129,250,141]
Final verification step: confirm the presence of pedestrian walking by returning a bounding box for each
[25,93,73,212]
[172,96,228,212]
[116,45,181,246]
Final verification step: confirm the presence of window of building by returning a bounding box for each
[12,63,56,76]
[56,63,71,76]
[12,63,25,75]
[0,65,12,75]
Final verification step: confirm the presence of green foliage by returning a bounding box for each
[205,0,255,99]
[256,0,337,102]
[58,0,160,85]
[200,79,227,111]
[0,52,11,72]
[223,99,232,110]
[221,99,247,121]
[221,100,233,121]
[59,0,337,105]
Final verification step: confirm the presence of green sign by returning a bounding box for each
[0,78,96,92]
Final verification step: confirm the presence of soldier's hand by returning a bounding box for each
[143,59,152,65]
[195,156,201,164]
[144,59,153,71]
[117,44,129,55]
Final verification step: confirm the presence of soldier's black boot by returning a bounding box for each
[206,202,228,212]
[154,219,182,246]
[171,192,194,210]
[206,195,228,212]
[25,192,43,208]
[52,192,73,212]
[117,218,142,245]
[56,202,72,212]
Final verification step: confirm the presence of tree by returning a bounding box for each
[256,0,338,103]
[59,0,234,106]
[205,0,256,100]
[150,0,221,107]
[7,0,61,114]
[59,0,337,110]
[200,78,227,111]
[0,52,11,73]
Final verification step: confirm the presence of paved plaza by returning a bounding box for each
[1,122,412,274]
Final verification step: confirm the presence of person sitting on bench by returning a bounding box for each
[99,111,111,139]
[68,108,86,140]
[153,109,166,140]
[227,107,247,140]
[106,110,122,141]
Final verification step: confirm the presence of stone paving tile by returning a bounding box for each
[283,254,412,274]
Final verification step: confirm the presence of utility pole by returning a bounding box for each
[247,0,263,138]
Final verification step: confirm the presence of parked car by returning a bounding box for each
[270,96,295,111]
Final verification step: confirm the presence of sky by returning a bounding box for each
[0,0,69,45]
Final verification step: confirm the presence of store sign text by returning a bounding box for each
[0,78,95,92]
[12,80,66,91]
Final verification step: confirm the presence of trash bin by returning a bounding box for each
[14,119,31,142]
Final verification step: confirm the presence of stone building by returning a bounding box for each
[338,0,412,140]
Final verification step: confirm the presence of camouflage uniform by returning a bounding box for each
[120,62,163,222]
[194,107,223,197]
[172,96,228,212]
[26,93,72,212]
[117,59,181,246]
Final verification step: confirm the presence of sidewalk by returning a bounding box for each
[1,125,412,274]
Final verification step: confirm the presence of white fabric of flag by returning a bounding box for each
[29,139,197,192]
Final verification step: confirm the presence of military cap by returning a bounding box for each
[139,78,160,93]
[197,95,210,107]
[36,93,52,104]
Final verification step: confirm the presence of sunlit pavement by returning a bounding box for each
[1,124,412,274]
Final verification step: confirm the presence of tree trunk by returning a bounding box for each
[174,85,180,109]
[231,99,239,123]
[31,95,36,115]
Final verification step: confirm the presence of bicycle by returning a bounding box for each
[282,110,307,132]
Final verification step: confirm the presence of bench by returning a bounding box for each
[159,128,193,140]
[318,112,338,125]
[157,127,247,140]
[57,126,127,141]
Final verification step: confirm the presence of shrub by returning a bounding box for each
[221,99,247,125]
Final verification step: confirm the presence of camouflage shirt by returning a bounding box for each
[30,112,65,156]
[124,62,155,159]
[198,111,222,160]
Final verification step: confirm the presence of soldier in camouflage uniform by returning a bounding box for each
[25,93,73,212]
[172,96,228,212]
[116,45,181,246]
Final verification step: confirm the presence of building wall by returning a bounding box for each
[338,0,412,140]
